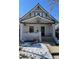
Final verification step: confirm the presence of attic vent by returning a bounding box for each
[37,6,39,10]
[43,13,46,17]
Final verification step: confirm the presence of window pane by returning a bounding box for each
[40,13,42,16]
[35,12,38,16]
[43,13,46,17]
[31,12,34,17]
[29,26,34,33]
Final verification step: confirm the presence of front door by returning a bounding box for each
[41,26,45,36]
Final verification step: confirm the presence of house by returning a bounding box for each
[19,3,58,43]
[55,24,59,39]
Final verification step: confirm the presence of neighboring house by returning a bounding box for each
[19,3,58,43]
[54,24,59,45]
[55,24,59,39]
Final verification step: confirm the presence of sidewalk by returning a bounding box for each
[45,43,59,59]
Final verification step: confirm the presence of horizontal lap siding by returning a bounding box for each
[25,24,52,36]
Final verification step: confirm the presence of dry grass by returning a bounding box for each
[45,43,59,53]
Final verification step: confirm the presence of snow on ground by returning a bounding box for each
[20,43,53,59]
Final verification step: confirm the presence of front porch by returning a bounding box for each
[20,31,53,42]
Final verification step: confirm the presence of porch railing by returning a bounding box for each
[21,32,41,42]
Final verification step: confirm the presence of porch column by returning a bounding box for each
[52,24,55,38]
[37,25,42,42]
[20,23,24,40]
[39,32,42,42]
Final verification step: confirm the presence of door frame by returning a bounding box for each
[41,26,45,36]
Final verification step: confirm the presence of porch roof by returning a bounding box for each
[21,16,54,24]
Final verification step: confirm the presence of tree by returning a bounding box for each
[33,0,59,13]
[45,0,59,12]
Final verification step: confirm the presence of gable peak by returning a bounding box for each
[35,3,42,9]
[36,3,41,6]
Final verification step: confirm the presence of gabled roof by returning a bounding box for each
[20,3,58,23]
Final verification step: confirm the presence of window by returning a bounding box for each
[31,12,34,17]
[35,12,40,16]
[29,26,34,33]
[43,13,46,17]
[46,14,47,17]
[29,13,31,17]
[35,12,38,16]
[40,13,42,16]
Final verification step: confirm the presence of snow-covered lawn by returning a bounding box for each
[20,43,53,59]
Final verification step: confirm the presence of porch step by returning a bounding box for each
[42,37,53,42]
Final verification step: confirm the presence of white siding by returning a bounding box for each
[24,24,53,36]
[52,24,55,37]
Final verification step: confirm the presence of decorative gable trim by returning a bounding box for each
[21,16,54,24]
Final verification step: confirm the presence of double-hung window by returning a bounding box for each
[29,26,34,33]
